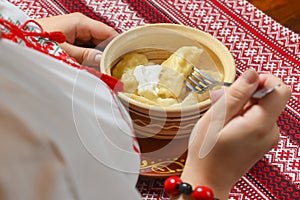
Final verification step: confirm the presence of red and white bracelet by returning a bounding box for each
[164,176,219,200]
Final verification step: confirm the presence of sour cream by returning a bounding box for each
[133,64,162,98]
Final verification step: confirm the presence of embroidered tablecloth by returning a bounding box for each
[9,0,300,199]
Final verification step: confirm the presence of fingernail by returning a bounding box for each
[95,53,102,63]
[242,69,258,84]
[258,71,270,75]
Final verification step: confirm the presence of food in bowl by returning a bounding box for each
[100,24,236,177]
[112,46,223,107]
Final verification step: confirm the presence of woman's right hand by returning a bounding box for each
[177,69,291,200]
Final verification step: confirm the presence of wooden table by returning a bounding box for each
[248,0,300,33]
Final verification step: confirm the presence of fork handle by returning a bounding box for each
[223,82,232,87]
[210,82,280,100]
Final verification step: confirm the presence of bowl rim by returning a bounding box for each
[101,23,236,114]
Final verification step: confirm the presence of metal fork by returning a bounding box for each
[185,67,280,99]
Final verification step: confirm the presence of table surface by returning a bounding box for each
[248,0,300,34]
[6,0,300,199]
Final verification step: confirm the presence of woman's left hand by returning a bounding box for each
[35,13,118,67]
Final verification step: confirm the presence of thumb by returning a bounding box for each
[218,69,259,124]
[60,42,102,67]
[187,69,260,158]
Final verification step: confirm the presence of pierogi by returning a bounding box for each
[111,46,223,107]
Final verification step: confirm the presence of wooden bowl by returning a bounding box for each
[100,24,236,177]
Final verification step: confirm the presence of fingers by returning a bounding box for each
[217,69,260,124]
[60,42,102,67]
[188,70,260,157]
[244,74,291,124]
[71,13,118,45]
[35,13,118,67]
[192,69,260,144]
[258,74,291,116]
[36,13,118,44]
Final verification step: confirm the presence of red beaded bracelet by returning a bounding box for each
[164,176,219,200]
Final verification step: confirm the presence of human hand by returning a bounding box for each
[178,69,291,200]
[35,13,118,67]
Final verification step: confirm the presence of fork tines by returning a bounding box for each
[186,67,231,94]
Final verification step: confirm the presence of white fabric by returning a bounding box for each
[0,0,29,23]
[0,2,141,198]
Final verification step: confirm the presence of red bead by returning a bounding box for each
[164,176,183,196]
[191,186,214,200]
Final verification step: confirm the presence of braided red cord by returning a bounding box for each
[0,18,66,45]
